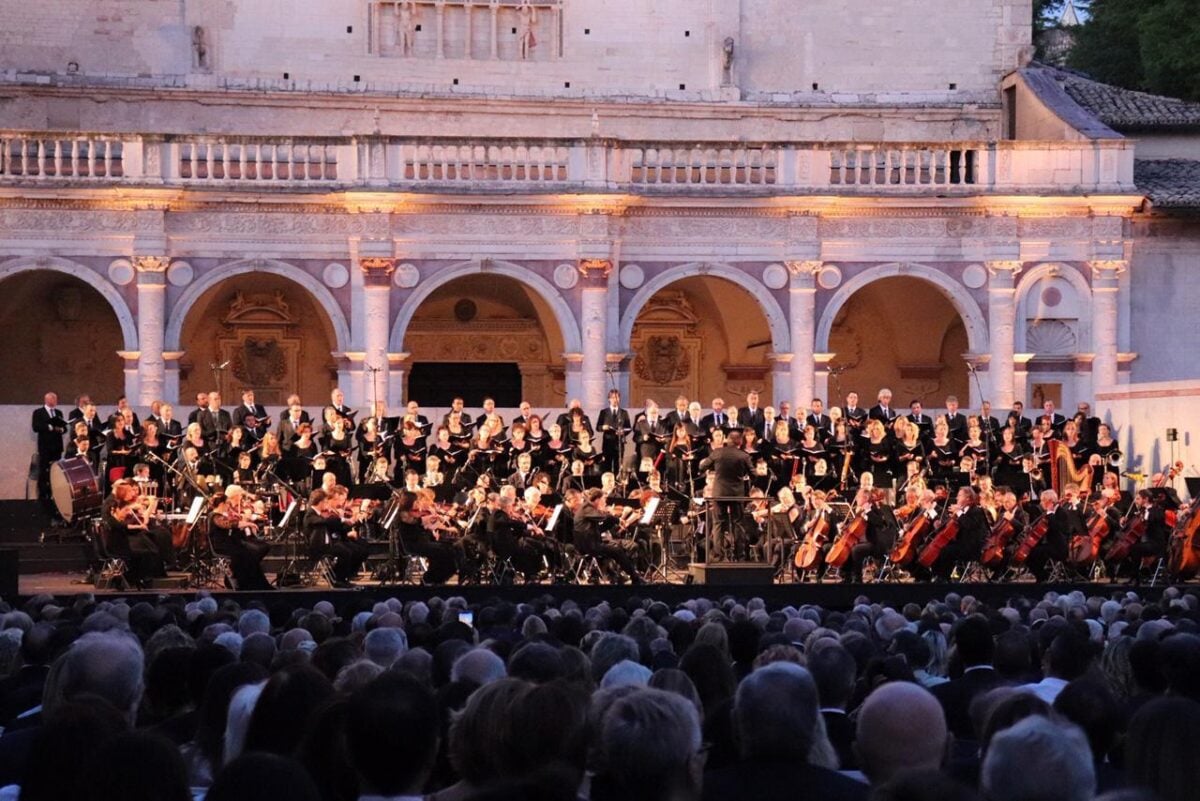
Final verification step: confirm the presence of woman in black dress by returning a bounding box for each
[320,415,355,488]
[991,426,1027,491]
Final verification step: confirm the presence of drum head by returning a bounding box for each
[49,461,75,522]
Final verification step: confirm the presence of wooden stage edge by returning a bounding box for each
[14,571,1178,610]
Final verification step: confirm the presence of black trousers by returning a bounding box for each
[36,452,59,518]
[410,539,459,583]
[314,539,371,582]
[580,540,641,582]
[212,531,272,590]
[708,500,746,562]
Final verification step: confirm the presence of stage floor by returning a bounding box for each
[15,570,1176,609]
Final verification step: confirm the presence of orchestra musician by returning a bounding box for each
[300,486,369,588]
[102,480,168,588]
[396,489,459,584]
[846,487,900,583]
[928,487,990,580]
[209,484,273,590]
[1026,487,1086,582]
[570,488,643,584]
[1123,489,1170,568]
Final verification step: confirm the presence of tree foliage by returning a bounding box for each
[1068,0,1200,102]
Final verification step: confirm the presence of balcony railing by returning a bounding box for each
[0,133,1138,195]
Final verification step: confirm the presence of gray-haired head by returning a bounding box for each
[591,633,641,683]
[596,688,702,801]
[450,648,507,686]
[601,659,653,690]
[364,626,409,668]
[982,715,1095,801]
[733,662,819,762]
[55,632,146,723]
[238,609,270,637]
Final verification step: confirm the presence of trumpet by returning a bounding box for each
[1106,450,1123,469]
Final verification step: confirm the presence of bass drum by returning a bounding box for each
[50,457,102,523]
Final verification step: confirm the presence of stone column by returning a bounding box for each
[133,255,170,405]
[787,261,821,410]
[360,257,395,409]
[579,260,611,414]
[1090,260,1125,393]
[986,261,1023,408]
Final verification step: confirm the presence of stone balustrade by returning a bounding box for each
[0,132,1137,195]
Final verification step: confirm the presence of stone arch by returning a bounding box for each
[618,262,790,353]
[1013,262,1092,352]
[165,258,351,352]
[0,256,137,350]
[390,259,582,353]
[816,262,988,353]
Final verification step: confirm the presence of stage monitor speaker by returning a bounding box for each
[0,549,17,598]
[688,561,775,586]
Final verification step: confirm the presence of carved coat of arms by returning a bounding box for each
[634,335,690,384]
[233,337,287,385]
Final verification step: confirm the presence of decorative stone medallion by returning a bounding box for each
[393,263,420,289]
[619,263,645,289]
[322,262,350,288]
[762,263,789,290]
[962,263,988,289]
[817,264,843,290]
[553,263,579,290]
[166,260,194,287]
[107,259,135,286]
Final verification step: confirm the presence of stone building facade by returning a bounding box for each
[0,0,1198,495]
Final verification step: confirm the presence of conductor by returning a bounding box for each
[698,429,752,561]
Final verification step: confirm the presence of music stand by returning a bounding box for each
[643,497,677,583]
[1184,477,1200,501]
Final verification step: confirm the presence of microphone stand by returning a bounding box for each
[966,361,991,481]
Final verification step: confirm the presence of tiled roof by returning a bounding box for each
[1054,69,1200,130]
[1135,159,1200,208]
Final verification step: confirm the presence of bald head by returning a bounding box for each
[855,682,947,785]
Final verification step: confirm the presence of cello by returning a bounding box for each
[794,506,831,571]
[1169,497,1200,580]
[890,487,946,566]
[1011,513,1050,566]
[1070,498,1112,565]
[826,497,871,569]
[917,510,960,569]
[981,513,1017,568]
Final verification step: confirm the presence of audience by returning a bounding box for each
[0,586,1193,800]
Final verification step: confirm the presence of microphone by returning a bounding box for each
[966,362,976,373]
[212,360,231,370]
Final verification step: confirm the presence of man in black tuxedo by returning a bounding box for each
[596,389,632,474]
[403,400,431,439]
[277,401,307,447]
[698,430,753,561]
[805,398,831,435]
[507,452,535,493]
[198,392,233,448]
[1075,401,1101,443]
[1040,400,1066,438]
[906,400,933,438]
[662,395,693,432]
[931,615,1002,739]
[631,402,668,464]
[329,387,356,425]
[841,392,868,437]
[1009,400,1032,438]
[231,389,270,442]
[571,489,642,584]
[440,396,473,428]
[978,400,1002,444]
[943,395,968,441]
[1027,488,1085,581]
[868,388,899,426]
[108,395,140,433]
[511,400,536,431]
[186,391,210,425]
[848,487,899,582]
[699,398,731,436]
[67,394,91,422]
[31,392,68,519]
[740,390,765,434]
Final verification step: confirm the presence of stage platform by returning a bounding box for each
[13,570,1174,609]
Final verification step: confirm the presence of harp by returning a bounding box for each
[1049,439,1092,496]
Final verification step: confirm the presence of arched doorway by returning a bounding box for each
[403,274,566,406]
[628,276,773,407]
[827,276,969,407]
[178,273,339,406]
[0,271,124,403]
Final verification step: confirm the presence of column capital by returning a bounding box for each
[578,259,613,283]
[360,257,396,286]
[1088,259,1128,277]
[785,260,823,277]
[985,260,1023,275]
[133,255,170,272]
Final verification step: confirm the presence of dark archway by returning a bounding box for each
[0,272,124,404]
[828,276,969,407]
